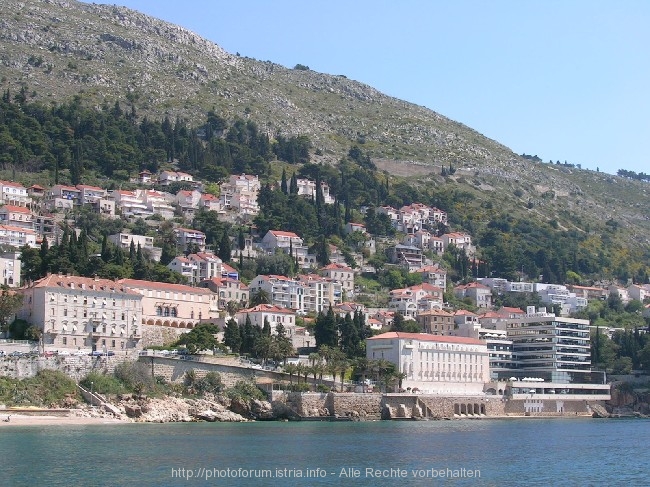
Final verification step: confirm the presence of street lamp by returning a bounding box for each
[90,381,94,407]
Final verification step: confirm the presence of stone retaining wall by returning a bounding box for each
[0,354,134,381]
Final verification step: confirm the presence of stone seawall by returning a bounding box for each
[0,354,134,381]
[282,392,382,419]
[142,356,289,388]
[382,395,506,419]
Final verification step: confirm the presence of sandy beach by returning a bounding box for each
[0,413,127,427]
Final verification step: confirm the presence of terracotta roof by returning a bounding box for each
[0,205,31,214]
[269,230,300,238]
[367,332,483,345]
[119,278,213,294]
[238,304,295,314]
[30,274,141,296]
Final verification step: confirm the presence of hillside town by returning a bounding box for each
[1,168,649,412]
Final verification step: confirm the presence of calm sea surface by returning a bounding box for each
[0,418,647,486]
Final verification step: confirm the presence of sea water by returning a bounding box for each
[0,418,647,486]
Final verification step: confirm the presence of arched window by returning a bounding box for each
[171,308,177,317]
[156,306,163,316]
[164,307,170,317]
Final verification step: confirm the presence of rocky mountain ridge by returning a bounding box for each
[1,0,649,254]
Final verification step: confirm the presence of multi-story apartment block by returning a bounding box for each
[320,263,355,298]
[366,332,489,394]
[627,284,650,302]
[249,274,305,312]
[0,180,31,207]
[297,274,343,313]
[111,190,150,218]
[176,189,202,218]
[174,227,206,252]
[0,225,37,248]
[502,307,592,381]
[0,205,33,230]
[294,178,335,204]
[453,321,514,379]
[388,283,444,318]
[142,190,175,220]
[187,252,223,283]
[220,174,260,216]
[45,184,80,211]
[387,244,423,271]
[17,274,143,351]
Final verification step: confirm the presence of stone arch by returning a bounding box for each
[163,320,170,327]
[155,319,162,326]
[454,404,460,416]
[480,404,486,415]
[467,403,473,415]
[474,403,480,415]
[460,404,466,415]
[171,321,178,328]
[179,322,186,328]
[146,319,155,326]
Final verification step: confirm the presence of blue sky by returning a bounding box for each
[104,1,649,176]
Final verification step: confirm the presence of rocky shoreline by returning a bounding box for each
[76,393,298,423]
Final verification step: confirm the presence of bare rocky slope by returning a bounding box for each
[1,0,649,252]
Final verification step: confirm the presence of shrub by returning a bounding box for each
[80,372,126,395]
[225,380,265,401]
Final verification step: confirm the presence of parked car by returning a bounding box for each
[89,350,104,356]
[57,350,70,356]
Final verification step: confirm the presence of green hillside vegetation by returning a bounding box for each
[2,92,647,287]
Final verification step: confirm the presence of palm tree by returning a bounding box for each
[338,359,349,392]
[250,289,270,306]
[295,363,305,384]
[283,363,298,385]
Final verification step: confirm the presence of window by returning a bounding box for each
[156,306,163,316]
[164,307,170,317]
[171,308,177,317]
[111,340,115,347]
[62,337,67,345]
[63,309,68,317]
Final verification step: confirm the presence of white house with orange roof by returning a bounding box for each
[0,205,33,230]
[18,274,143,351]
[366,332,489,394]
[260,230,315,267]
[119,278,218,346]
[111,189,149,217]
[320,263,355,298]
[159,170,194,186]
[142,189,174,219]
[175,189,202,216]
[0,225,37,248]
[235,303,296,329]
[413,264,447,289]
[453,309,480,326]
[441,232,473,255]
[199,277,249,311]
[76,184,107,204]
[454,282,492,308]
[174,227,206,252]
[0,180,31,207]
[388,283,444,318]
[200,193,221,212]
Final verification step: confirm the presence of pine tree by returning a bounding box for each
[218,232,231,263]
